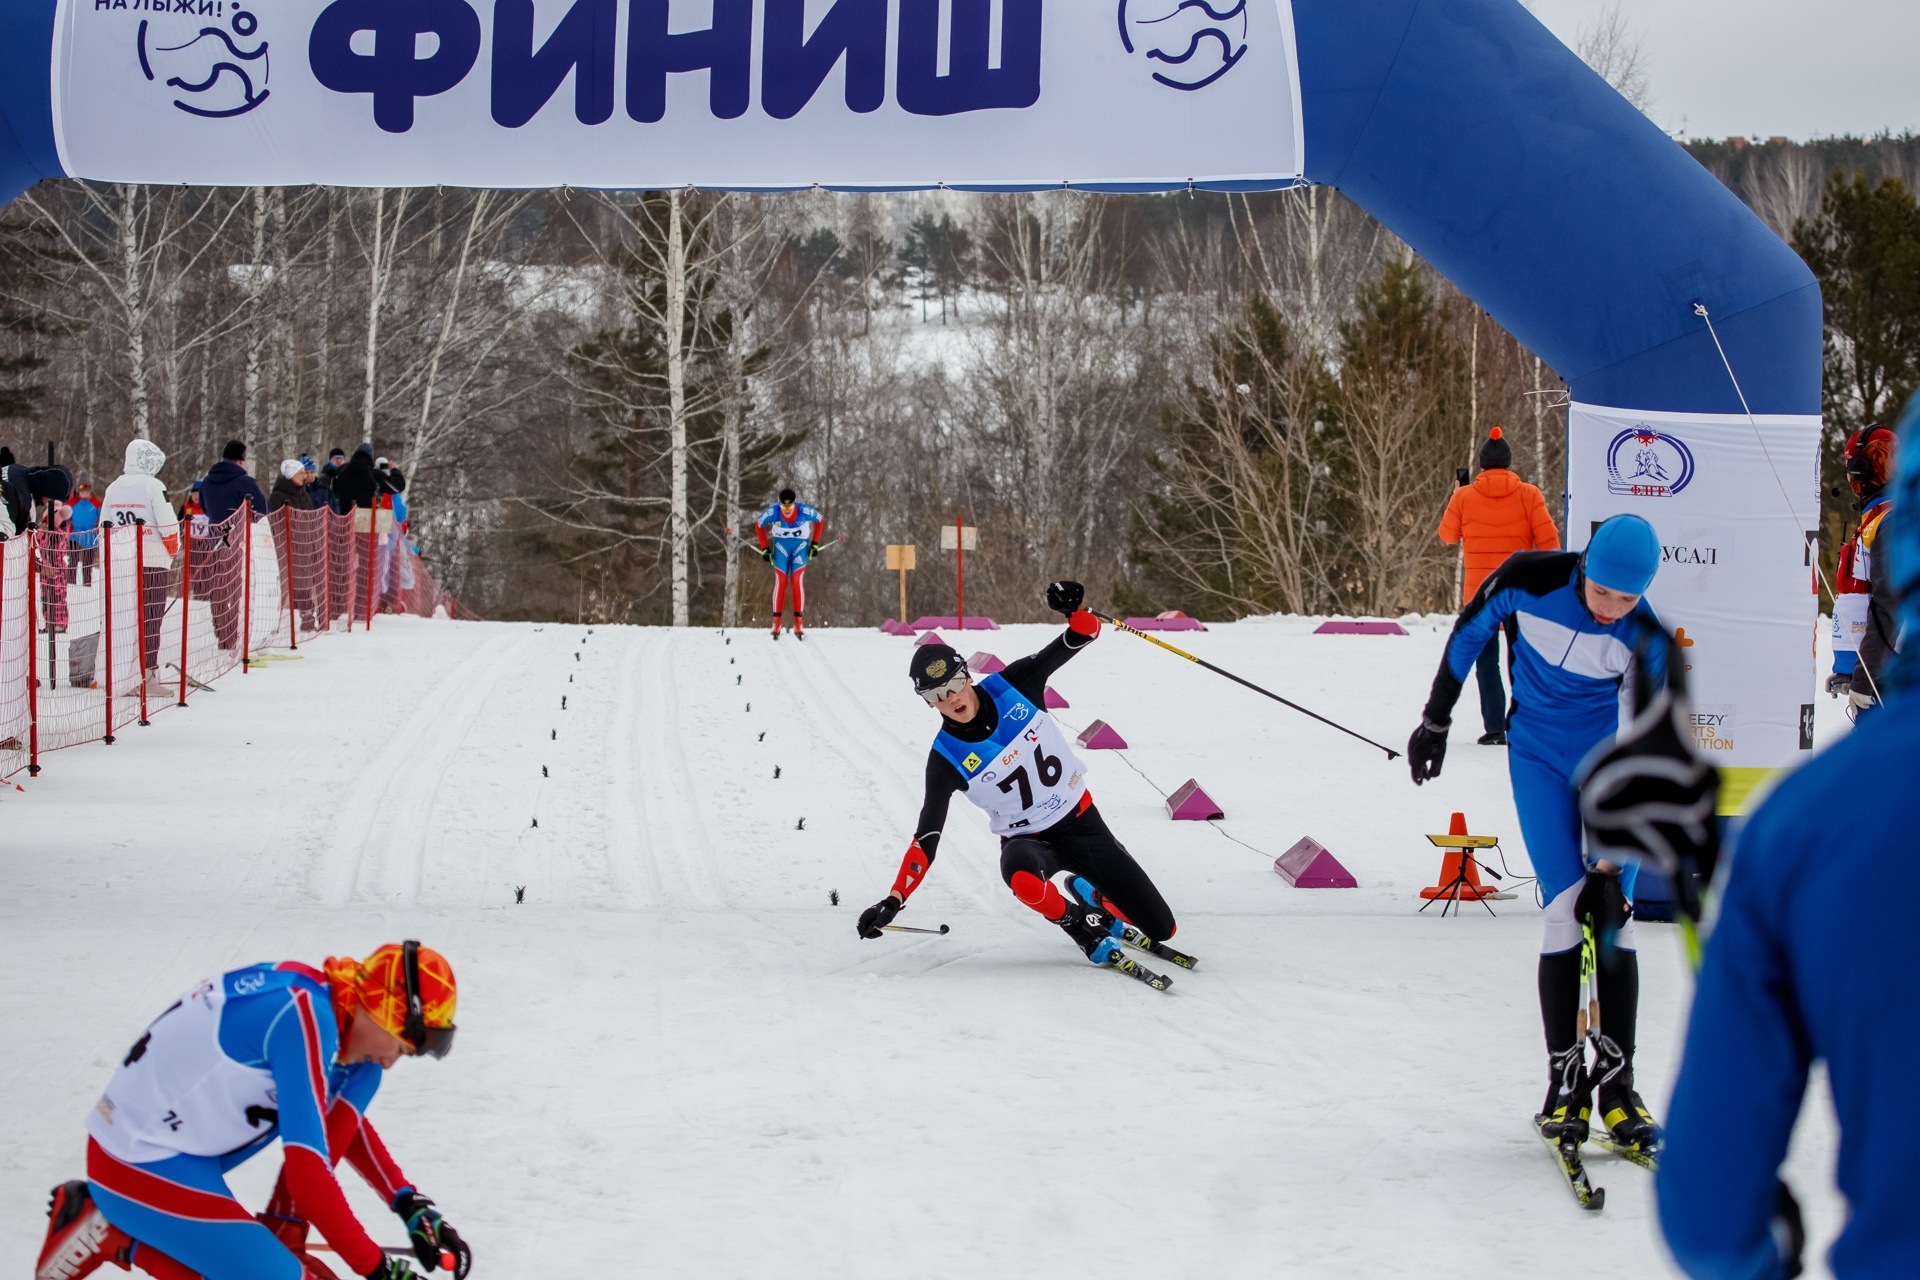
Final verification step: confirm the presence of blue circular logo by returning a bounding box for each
[1605,427,1696,498]
[1118,0,1249,92]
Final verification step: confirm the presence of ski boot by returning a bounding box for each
[35,1181,132,1280]
[1055,885,1124,965]
[793,614,806,640]
[1535,1046,1592,1145]
[1597,1083,1662,1156]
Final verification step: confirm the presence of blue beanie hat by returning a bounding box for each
[1584,514,1661,595]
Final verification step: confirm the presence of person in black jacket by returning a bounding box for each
[198,441,267,651]
[334,444,394,510]
[312,449,347,514]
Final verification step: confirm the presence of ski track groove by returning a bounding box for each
[631,630,725,909]
[767,639,998,913]
[604,628,660,909]
[317,631,528,906]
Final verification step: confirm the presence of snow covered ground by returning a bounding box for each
[0,615,1853,1277]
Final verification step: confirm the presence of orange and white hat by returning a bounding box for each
[327,942,457,1058]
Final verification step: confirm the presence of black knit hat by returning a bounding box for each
[909,643,967,694]
[778,488,797,504]
[1479,426,1512,471]
[222,439,247,461]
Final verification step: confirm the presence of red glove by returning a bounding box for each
[1067,609,1100,639]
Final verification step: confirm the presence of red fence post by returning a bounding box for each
[26,532,39,775]
[103,524,115,744]
[178,519,192,707]
[363,513,376,631]
[322,511,332,632]
[241,502,253,673]
[282,507,297,650]
[135,528,149,726]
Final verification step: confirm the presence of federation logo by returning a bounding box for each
[1005,702,1031,722]
[137,8,270,118]
[1118,0,1249,92]
[1605,427,1696,498]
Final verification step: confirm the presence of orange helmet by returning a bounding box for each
[334,942,457,1059]
[1846,426,1897,497]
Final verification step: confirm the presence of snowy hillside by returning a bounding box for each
[0,616,1851,1277]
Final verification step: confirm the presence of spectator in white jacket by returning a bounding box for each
[100,439,180,686]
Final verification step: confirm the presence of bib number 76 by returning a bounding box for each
[995,744,1063,810]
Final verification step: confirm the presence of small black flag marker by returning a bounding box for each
[796,817,806,831]
[531,817,539,828]
[774,765,782,778]
[746,703,751,712]
[542,765,548,777]
[729,657,735,665]
[569,673,574,682]
[758,731,766,742]
[551,729,557,740]
[574,652,580,662]
[736,674,742,685]
[562,695,568,709]
[514,886,526,903]
[830,889,840,906]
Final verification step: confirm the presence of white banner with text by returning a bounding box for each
[1566,402,1822,771]
[52,0,1304,189]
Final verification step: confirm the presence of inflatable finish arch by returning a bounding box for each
[0,0,1823,771]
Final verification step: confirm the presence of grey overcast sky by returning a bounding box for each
[1522,0,1920,141]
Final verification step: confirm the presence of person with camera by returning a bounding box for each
[855,581,1185,986]
[35,943,469,1280]
[1407,514,1666,1157]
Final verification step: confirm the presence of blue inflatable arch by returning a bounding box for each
[0,0,1820,420]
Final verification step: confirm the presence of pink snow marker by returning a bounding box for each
[1076,719,1128,750]
[1273,837,1358,888]
[1165,779,1223,821]
[1313,620,1408,636]
[880,619,910,634]
[915,630,947,647]
[1124,613,1207,632]
[1044,687,1069,709]
[968,651,1006,675]
[909,615,1000,631]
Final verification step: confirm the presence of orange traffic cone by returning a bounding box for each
[1420,812,1499,901]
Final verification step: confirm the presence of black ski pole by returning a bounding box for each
[883,923,950,935]
[1091,610,1402,760]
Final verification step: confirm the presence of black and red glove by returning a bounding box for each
[392,1190,470,1278]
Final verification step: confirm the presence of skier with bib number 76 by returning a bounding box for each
[855,581,1192,988]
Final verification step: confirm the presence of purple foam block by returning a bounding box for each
[915,630,947,647]
[1313,620,1409,636]
[1076,719,1128,750]
[880,619,910,634]
[1125,615,1208,632]
[968,651,1006,675]
[1273,837,1358,888]
[1166,779,1223,821]
[908,615,1001,631]
[1044,687,1069,709]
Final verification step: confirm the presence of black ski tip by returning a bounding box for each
[1585,1187,1606,1212]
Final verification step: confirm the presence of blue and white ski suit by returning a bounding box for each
[1422,551,1664,948]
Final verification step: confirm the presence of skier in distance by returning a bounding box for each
[1407,514,1667,1159]
[755,487,825,640]
[856,581,1182,979]
[35,943,468,1280]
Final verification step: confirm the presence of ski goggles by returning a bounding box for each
[401,940,456,1060]
[918,671,971,704]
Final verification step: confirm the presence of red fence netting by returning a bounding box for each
[0,503,475,781]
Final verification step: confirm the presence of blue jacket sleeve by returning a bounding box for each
[1421,572,1524,725]
[1657,816,1811,1280]
[755,505,777,529]
[263,986,342,1160]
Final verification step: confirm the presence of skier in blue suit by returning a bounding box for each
[1658,400,1920,1279]
[755,487,826,639]
[1409,513,1667,1154]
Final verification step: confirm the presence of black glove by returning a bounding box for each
[1576,622,1719,923]
[1046,580,1084,615]
[809,540,822,556]
[1823,670,1853,697]
[393,1190,471,1278]
[756,545,772,563]
[857,897,901,939]
[1407,719,1448,785]
[1576,868,1631,938]
[1773,1182,1807,1279]
[366,1259,418,1280]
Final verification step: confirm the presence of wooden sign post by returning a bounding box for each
[938,520,978,630]
[884,543,916,624]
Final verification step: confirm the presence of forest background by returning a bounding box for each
[0,17,1916,629]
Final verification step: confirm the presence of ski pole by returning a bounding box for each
[1091,610,1402,760]
[883,923,950,935]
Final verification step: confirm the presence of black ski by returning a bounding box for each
[1118,924,1198,970]
[1533,1118,1604,1211]
[1104,949,1173,991]
[1588,1132,1660,1172]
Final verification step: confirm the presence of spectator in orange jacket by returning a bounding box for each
[1438,427,1561,745]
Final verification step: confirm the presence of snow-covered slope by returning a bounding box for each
[0,617,1850,1277]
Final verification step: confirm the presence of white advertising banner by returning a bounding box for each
[1565,402,1822,772]
[50,0,1304,189]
